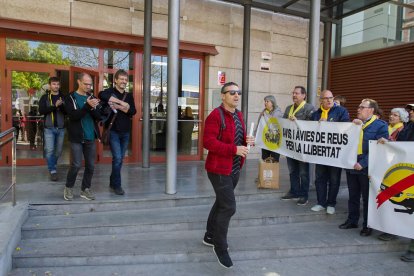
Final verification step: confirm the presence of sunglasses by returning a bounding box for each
[223,90,242,96]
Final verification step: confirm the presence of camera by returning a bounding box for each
[88,93,104,111]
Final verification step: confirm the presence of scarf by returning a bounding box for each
[358,115,377,155]
[320,105,330,120]
[288,101,306,118]
[388,122,403,136]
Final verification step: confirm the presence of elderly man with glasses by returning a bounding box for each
[339,98,388,236]
[310,90,350,215]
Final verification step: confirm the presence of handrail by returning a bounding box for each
[0,127,17,206]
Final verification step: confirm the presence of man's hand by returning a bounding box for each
[288,115,297,121]
[377,137,388,144]
[353,119,363,125]
[55,98,63,107]
[87,97,100,109]
[354,162,363,171]
[236,146,249,157]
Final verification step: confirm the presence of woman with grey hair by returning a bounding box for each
[388,107,409,141]
[255,95,283,162]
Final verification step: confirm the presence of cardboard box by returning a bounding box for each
[258,159,280,189]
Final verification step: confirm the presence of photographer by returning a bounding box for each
[63,73,103,201]
[98,69,136,195]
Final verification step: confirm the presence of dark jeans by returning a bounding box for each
[346,171,369,227]
[262,148,280,162]
[286,157,309,198]
[66,140,96,191]
[206,172,240,250]
[109,130,130,188]
[315,164,342,207]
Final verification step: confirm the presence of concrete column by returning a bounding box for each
[307,0,321,107]
[166,0,180,195]
[321,21,332,90]
[242,3,251,125]
[142,0,152,168]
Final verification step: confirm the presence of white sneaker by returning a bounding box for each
[311,204,325,212]
[326,206,335,215]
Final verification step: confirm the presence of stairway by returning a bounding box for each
[9,190,412,276]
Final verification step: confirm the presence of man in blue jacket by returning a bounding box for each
[310,90,350,215]
[339,99,388,236]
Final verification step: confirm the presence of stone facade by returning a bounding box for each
[0,0,325,158]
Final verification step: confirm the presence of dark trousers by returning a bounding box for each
[109,130,130,188]
[346,171,369,227]
[206,172,240,250]
[262,148,280,162]
[66,141,96,190]
[286,157,309,198]
[315,164,342,207]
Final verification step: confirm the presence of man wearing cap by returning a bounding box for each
[202,82,254,268]
[310,90,350,215]
[281,86,315,206]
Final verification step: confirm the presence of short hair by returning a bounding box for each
[77,72,91,82]
[333,95,346,106]
[115,69,128,80]
[221,82,239,94]
[48,77,60,84]
[294,86,306,95]
[362,98,379,114]
[391,107,409,123]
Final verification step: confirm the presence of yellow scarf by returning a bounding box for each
[388,122,403,136]
[48,93,55,125]
[320,105,330,120]
[357,115,377,155]
[288,101,306,118]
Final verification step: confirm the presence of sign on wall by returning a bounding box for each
[218,71,226,86]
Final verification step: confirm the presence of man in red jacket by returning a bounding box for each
[202,82,254,268]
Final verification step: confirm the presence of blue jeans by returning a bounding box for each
[286,157,309,199]
[314,164,342,207]
[44,128,65,173]
[206,172,239,251]
[109,130,130,188]
[66,141,96,190]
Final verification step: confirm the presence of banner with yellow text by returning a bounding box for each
[368,141,414,239]
[254,117,361,169]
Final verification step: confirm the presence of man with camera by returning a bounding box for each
[63,73,102,201]
[98,69,136,195]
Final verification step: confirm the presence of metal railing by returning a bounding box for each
[0,127,17,206]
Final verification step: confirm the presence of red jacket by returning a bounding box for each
[204,105,247,175]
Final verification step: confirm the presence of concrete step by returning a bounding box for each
[13,220,409,268]
[21,198,348,239]
[9,252,414,276]
[27,190,284,216]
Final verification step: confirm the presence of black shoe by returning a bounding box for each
[339,221,358,229]
[203,233,214,247]
[213,247,233,268]
[50,173,58,181]
[360,227,372,237]
[281,193,300,201]
[110,186,125,195]
[401,251,414,262]
[296,197,308,206]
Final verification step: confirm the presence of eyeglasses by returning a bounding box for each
[321,97,333,100]
[223,90,242,96]
[82,82,93,87]
[358,105,372,110]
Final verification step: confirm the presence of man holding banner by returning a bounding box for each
[310,90,349,215]
[281,86,315,205]
[339,99,388,236]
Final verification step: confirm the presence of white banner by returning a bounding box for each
[368,141,414,239]
[255,117,361,169]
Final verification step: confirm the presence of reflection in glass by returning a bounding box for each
[12,71,49,159]
[6,39,99,68]
[104,50,134,70]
